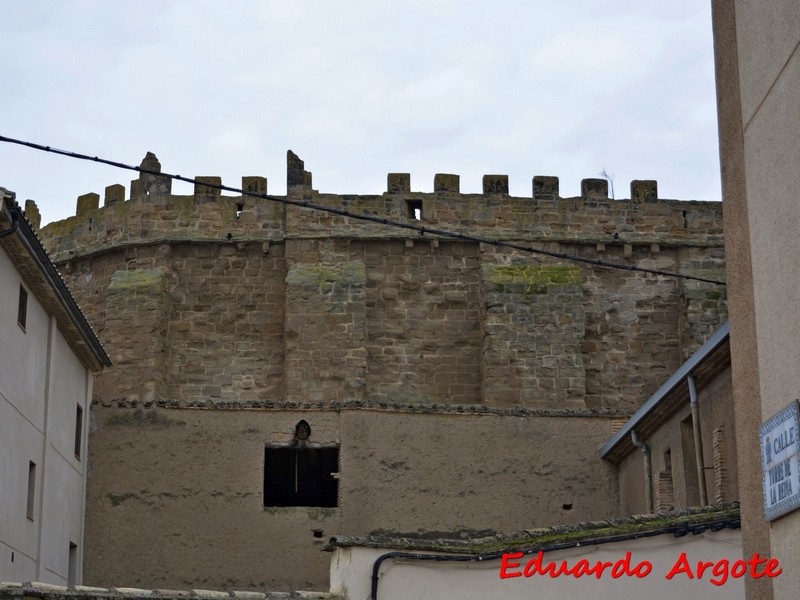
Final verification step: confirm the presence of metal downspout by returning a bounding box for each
[688,374,708,505]
[631,430,653,512]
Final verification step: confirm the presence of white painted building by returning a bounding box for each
[0,188,110,585]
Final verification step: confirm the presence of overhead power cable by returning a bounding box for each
[0,134,725,285]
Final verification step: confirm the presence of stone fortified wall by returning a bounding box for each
[32,151,726,411]
[24,152,727,591]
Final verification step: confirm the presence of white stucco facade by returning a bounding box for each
[0,191,108,585]
[332,527,745,600]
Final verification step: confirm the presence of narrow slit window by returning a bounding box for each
[68,542,78,586]
[18,285,28,330]
[75,404,84,458]
[27,461,36,520]
[406,200,422,221]
[236,203,244,219]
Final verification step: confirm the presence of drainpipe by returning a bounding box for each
[631,430,652,513]
[688,374,708,505]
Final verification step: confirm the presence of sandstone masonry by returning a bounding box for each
[25,152,728,591]
[34,151,726,411]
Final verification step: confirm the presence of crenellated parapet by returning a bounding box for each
[32,150,726,412]
[33,151,722,264]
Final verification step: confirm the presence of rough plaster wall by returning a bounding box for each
[85,407,618,591]
[618,450,647,516]
[84,409,340,591]
[337,411,618,536]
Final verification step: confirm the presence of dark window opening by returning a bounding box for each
[68,542,78,586]
[75,404,84,458]
[264,447,339,508]
[406,200,422,220]
[18,286,28,330]
[27,461,36,520]
[236,203,244,219]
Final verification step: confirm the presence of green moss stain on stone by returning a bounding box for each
[483,265,582,295]
[286,263,366,289]
[108,268,167,292]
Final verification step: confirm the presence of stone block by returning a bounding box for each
[482,174,509,194]
[194,177,222,203]
[533,175,559,200]
[434,173,460,193]
[581,178,608,199]
[23,199,40,229]
[287,150,305,188]
[76,192,99,217]
[387,173,410,193]
[242,176,267,196]
[105,184,125,206]
[631,179,658,203]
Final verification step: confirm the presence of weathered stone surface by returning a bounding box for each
[194,176,222,204]
[33,158,727,593]
[285,261,367,402]
[387,173,410,193]
[481,264,585,408]
[533,175,559,200]
[631,179,658,203]
[77,192,100,217]
[482,174,509,194]
[433,173,460,193]
[23,199,40,229]
[104,184,126,206]
[581,178,608,199]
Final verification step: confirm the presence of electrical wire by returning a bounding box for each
[0,134,726,285]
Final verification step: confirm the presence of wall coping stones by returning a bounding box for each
[325,503,740,554]
[91,398,632,418]
[0,583,339,600]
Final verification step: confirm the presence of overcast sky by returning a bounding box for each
[1,1,720,226]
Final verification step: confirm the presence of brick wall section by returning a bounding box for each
[98,268,170,403]
[581,247,684,410]
[282,193,723,246]
[481,264,585,407]
[364,240,482,405]
[167,242,286,403]
[35,154,728,411]
[655,470,675,511]
[678,248,728,359]
[284,261,367,403]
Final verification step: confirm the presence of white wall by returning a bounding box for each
[0,246,92,584]
[332,529,745,600]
